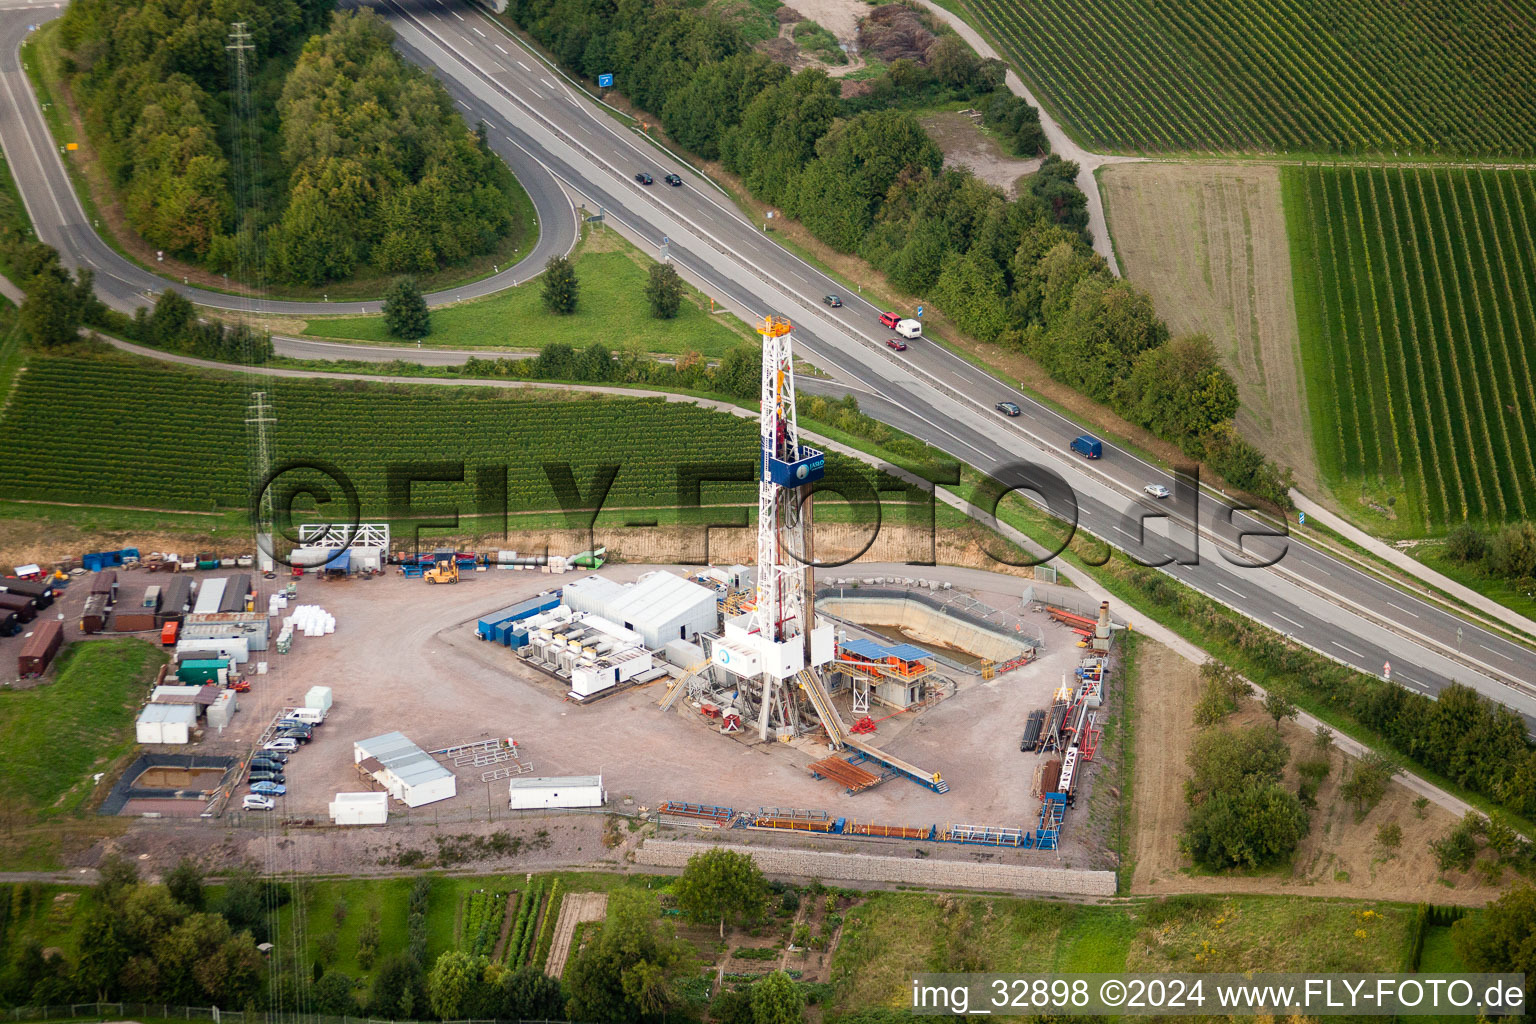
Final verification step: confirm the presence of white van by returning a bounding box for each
[284,707,326,726]
[895,318,922,339]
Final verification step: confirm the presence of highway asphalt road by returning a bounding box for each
[0,0,1532,724]
[0,1,576,314]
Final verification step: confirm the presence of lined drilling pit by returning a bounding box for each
[101,754,237,816]
[817,587,1039,664]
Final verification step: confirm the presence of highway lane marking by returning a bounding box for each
[1275,612,1306,630]
[1387,601,1421,618]
[457,100,471,109]
[1480,644,1515,662]
[473,26,485,37]
[1213,580,1242,598]
[1331,641,1364,659]
[495,43,508,53]
[452,9,463,19]
[517,60,530,70]
[542,78,556,90]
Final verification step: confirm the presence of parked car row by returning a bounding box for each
[243,712,323,809]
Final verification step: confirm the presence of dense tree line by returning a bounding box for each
[124,290,275,362]
[502,0,1292,507]
[57,4,519,286]
[0,858,269,1008]
[464,340,761,399]
[1131,566,1536,821]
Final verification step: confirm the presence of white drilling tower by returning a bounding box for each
[709,316,835,740]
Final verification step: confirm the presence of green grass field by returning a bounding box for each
[1284,165,1536,532]
[830,893,1416,1015]
[301,233,752,357]
[0,638,165,815]
[958,0,1536,156]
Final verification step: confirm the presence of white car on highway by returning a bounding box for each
[1145,483,1171,499]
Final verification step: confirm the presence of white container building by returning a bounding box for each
[329,791,389,825]
[353,731,456,807]
[305,685,333,711]
[508,775,605,810]
[560,571,718,649]
[135,703,198,744]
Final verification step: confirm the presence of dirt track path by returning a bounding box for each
[910,0,1140,274]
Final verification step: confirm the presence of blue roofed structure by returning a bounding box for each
[839,637,932,662]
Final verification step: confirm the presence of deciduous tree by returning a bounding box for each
[646,263,684,319]
[676,848,768,938]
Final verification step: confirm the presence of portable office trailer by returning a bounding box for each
[354,732,456,807]
[0,593,37,622]
[156,577,193,624]
[0,578,55,608]
[329,792,388,825]
[176,636,249,664]
[80,593,110,633]
[89,570,118,603]
[220,574,252,613]
[177,657,233,685]
[0,611,17,637]
[193,578,227,615]
[508,775,605,810]
[18,620,63,677]
[183,614,269,652]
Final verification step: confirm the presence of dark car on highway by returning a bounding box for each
[664,173,683,186]
[886,337,907,351]
[635,172,653,185]
[824,294,842,307]
[996,401,1021,416]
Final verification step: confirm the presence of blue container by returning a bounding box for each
[762,444,825,487]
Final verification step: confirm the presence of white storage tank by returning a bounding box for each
[305,685,333,711]
[508,774,604,810]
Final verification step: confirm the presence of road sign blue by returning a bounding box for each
[916,305,924,316]
[598,73,614,88]
[1298,511,1306,525]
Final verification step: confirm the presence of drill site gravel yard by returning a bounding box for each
[53,563,1110,870]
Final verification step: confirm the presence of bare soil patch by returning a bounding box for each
[1100,162,1318,490]
[1129,645,1502,905]
[919,111,1042,199]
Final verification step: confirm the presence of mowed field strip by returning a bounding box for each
[1283,165,1536,532]
[1099,163,1315,489]
[957,0,1536,156]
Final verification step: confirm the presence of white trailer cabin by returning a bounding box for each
[328,791,389,825]
[508,774,605,810]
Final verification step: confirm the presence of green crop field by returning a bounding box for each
[1284,165,1536,532]
[0,359,773,517]
[959,0,1536,156]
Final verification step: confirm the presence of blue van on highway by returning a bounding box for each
[1070,435,1103,459]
